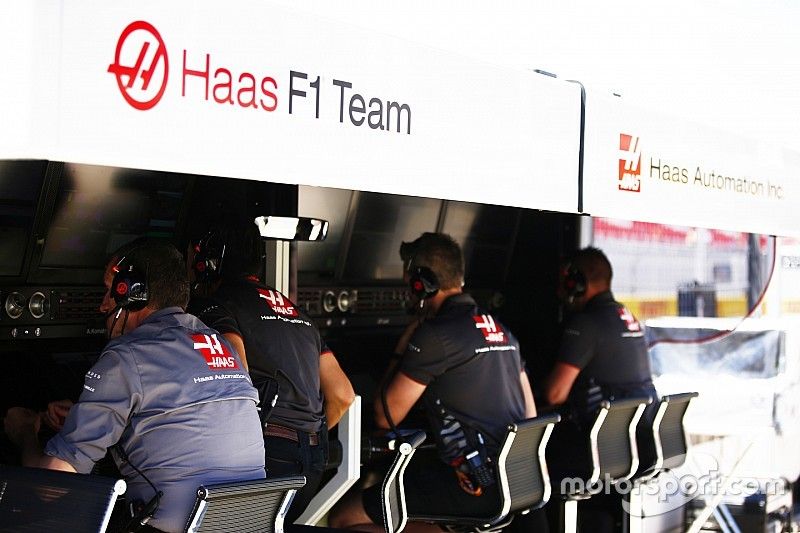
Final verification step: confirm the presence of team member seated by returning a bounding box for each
[186,225,354,524]
[544,247,657,413]
[329,232,539,532]
[543,246,658,532]
[3,240,266,533]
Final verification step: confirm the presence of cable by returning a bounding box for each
[114,444,162,532]
[119,309,130,336]
[381,315,425,440]
[108,307,123,340]
[380,370,402,439]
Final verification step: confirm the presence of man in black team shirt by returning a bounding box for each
[330,232,539,532]
[544,246,657,421]
[186,225,355,524]
[543,247,658,532]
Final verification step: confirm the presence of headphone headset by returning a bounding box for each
[408,266,440,300]
[111,254,149,311]
[562,262,587,301]
[192,231,226,284]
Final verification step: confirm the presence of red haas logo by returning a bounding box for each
[108,21,169,110]
[473,314,506,343]
[191,333,240,370]
[618,133,642,192]
[257,288,299,317]
[617,307,642,332]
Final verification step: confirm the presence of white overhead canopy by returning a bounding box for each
[5,1,800,237]
[0,0,582,214]
[582,91,800,238]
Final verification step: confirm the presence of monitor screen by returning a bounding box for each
[0,160,47,276]
[37,163,189,273]
[296,187,519,287]
[297,186,354,283]
[441,201,521,288]
[342,192,441,282]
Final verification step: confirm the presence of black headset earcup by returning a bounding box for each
[409,266,439,300]
[192,245,212,283]
[562,264,587,299]
[192,232,224,283]
[112,262,149,310]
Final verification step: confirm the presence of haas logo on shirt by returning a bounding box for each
[191,333,240,370]
[473,314,505,343]
[256,288,299,317]
[617,307,642,332]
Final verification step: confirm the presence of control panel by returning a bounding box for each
[0,286,107,339]
[297,286,411,328]
[296,286,505,330]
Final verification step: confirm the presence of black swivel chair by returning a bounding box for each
[626,392,698,532]
[595,396,651,483]
[0,465,126,533]
[548,396,651,533]
[183,475,306,533]
[656,392,698,471]
[412,413,561,532]
[634,391,698,481]
[377,430,427,533]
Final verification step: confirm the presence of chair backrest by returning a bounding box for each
[410,414,560,532]
[594,396,650,482]
[498,413,560,519]
[633,402,660,480]
[380,430,427,533]
[184,475,306,533]
[656,392,698,471]
[0,465,126,533]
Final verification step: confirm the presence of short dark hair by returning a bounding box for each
[573,246,612,286]
[190,224,264,281]
[216,224,263,280]
[114,240,190,310]
[407,232,464,290]
[107,236,161,265]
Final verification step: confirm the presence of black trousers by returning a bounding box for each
[264,425,329,525]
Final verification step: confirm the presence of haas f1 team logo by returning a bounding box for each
[617,307,642,332]
[108,21,169,110]
[473,314,505,343]
[191,333,239,370]
[619,133,642,193]
[257,288,300,318]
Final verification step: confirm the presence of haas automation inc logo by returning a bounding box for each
[108,21,169,110]
[618,133,642,192]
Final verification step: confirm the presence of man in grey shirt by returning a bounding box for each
[4,240,266,533]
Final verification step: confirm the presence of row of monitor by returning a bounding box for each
[0,161,189,286]
[0,160,521,291]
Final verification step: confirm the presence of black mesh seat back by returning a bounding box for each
[596,402,641,481]
[0,465,124,533]
[381,431,426,533]
[659,394,696,471]
[382,452,405,533]
[186,476,306,533]
[633,400,661,477]
[389,468,405,533]
[504,414,559,513]
[544,417,594,488]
